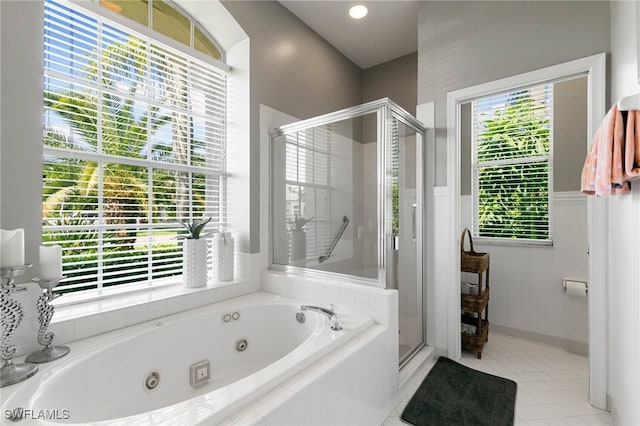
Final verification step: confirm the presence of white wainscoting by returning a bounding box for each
[460,192,589,354]
[429,187,451,355]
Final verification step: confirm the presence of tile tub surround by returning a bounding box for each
[260,270,399,329]
[7,268,401,424]
[7,252,262,357]
[259,270,401,425]
[223,324,395,426]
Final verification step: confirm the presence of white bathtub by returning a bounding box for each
[2,292,373,425]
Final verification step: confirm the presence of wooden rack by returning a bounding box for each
[460,228,490,359]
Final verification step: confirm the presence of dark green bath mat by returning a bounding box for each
[401,356,517,426]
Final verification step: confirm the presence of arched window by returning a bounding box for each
[98,0,224,61]
[42,0,228,292]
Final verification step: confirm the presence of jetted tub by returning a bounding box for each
[2,292,373,425]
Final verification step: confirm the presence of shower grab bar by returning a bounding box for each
[318,216,350,263]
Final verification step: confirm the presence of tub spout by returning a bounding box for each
[300,304,342,331]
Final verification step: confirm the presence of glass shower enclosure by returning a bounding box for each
[269,99,427,366]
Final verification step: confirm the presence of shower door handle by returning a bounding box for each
[412,203,417,242]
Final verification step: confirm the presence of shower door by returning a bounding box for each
[385,113,424,366]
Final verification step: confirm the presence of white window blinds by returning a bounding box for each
[284,125,333,260]
[471,84,553,242]
[42,0,227,292]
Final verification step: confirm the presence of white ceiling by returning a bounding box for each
[278,1,419,69]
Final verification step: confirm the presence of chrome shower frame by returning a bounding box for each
[269,98,429,368]
[268,98,427,289]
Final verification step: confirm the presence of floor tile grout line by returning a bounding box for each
[382,333,612,426]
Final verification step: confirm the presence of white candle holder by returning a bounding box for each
[0,264,39,388]
[25,276,70,364]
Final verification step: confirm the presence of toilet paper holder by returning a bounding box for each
[562,279,588,295]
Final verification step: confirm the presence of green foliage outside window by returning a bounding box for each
[42,7,224,295]
[475,91,551,240]
[43,37,176,252]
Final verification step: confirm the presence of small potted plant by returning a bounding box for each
[178,217,211,288]
[288,215,312,264]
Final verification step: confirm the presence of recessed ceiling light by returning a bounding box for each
[349,5,368,20]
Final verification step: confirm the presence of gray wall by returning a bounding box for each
[221,1,363,253]
[1,1,44,281]
[554,76,588,192]
[222,1,419,252]
[460,76,588,195]
[418,1,610,186]
[363,52,417,115]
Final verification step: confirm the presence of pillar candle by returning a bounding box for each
[40,245,63,280]
[1,228,25,268]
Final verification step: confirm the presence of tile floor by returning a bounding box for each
[383,333,612,426]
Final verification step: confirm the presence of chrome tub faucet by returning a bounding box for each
[297,304,342,331]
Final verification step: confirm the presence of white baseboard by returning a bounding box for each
[491,324,588,356]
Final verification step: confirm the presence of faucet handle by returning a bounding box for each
[330,313,342,331]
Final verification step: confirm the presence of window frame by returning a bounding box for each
[42,0,229,294]
[470,84,554,247]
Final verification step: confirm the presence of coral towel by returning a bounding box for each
[581,104,638,196]
[625,108,640,179]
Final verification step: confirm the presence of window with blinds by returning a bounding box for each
[285,125,333,260]
[471,84,553,243]
[42,0,227,292]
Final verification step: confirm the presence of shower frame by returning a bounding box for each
[268,99,429,367]
[268,98,427,285]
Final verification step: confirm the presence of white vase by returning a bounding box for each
[212,232,234,282]
[289,229,307,265]
[183,238,208,288]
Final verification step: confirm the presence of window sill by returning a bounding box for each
[54,276,196,309]
[50,276,257,343]
[472,237,554,248]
